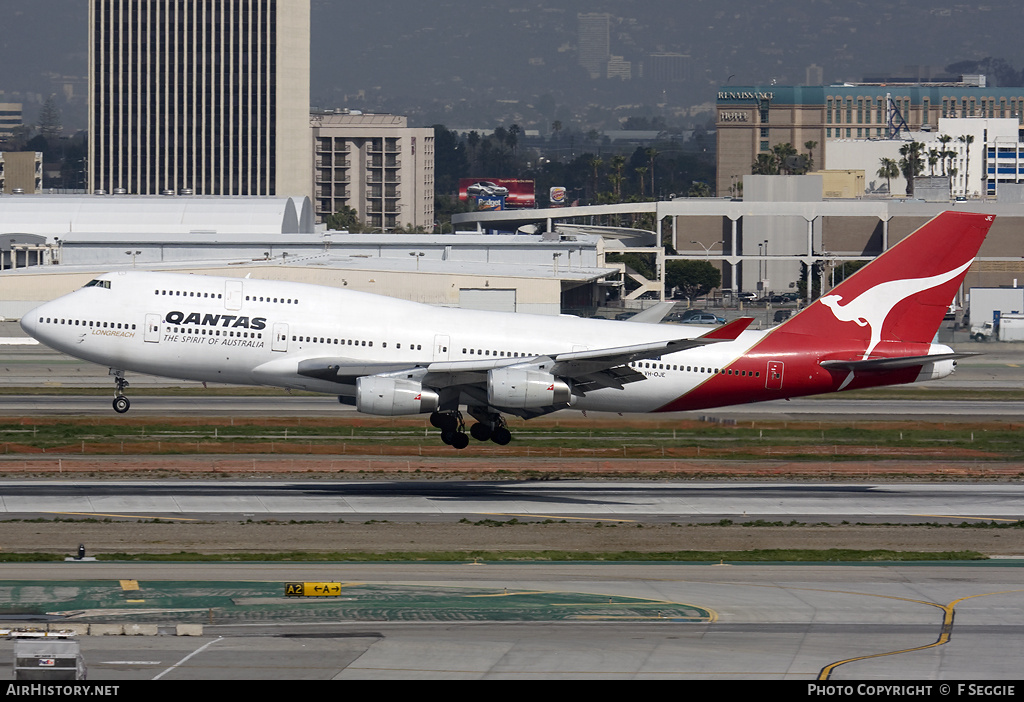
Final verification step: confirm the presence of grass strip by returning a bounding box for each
[0,549,988,563]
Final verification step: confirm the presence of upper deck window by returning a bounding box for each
[83,279,111,290]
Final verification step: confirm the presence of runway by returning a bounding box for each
[2,479,1022,524]
[2,562,1023,680]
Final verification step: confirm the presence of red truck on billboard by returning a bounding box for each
[459,178,536,209]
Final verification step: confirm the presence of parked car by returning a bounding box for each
[736,291,758,301]
[666,309,711,323]
[680,312,726,325]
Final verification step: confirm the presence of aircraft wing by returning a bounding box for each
[423,317,753,391]
[296,317,753,398]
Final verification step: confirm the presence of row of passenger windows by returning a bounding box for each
[170,326,262,339]
[463,348,535,357]
[40,317,136,330]
[155,289,223,299]
[152,289,300,305]
[631,360,761,377]
[247,295,298,304]
[292,335,423,351]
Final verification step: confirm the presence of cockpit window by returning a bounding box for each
[83,279,111,289]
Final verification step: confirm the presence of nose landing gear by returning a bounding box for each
[111,370,131,414]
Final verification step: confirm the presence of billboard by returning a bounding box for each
[459,178,535,209]
[549,187,567,207]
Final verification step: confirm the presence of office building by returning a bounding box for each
[0,103,22,140]
[577,13,611,80]
[0,152,43,194]
[88,0,311,198]
[312,111,434,232]
[716,79,1024,196]
[647,54,690,84]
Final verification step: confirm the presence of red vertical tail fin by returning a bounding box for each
[781,211,994,355]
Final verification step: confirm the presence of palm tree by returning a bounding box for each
[507,124,521,172]
[772,142,798,174]
[550,120,562,160]
[589,157,604,202]
[804,140,819,172]
[467,131,481,171]
[958,134,975,198]
[928,149,939,176]
[635,166,648,198]
[937,134,953,176]
[876,157,899,195]
[752,152,779,175]
[898,141,926,197]
[644,148,659,197]
[610,155,626,201]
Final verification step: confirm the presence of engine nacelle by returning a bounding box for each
[487,368,572,408]
[356,376,439,416]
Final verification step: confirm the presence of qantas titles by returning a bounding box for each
[165,311,267,330]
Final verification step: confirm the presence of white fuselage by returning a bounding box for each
[20,271,768,414]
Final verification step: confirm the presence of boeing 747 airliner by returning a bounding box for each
[20,211,994,448]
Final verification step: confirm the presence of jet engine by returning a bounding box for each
[487,368,572,408]
[356,376,439,416]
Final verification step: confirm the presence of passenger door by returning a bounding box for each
[225,280,244,311]
[144,314,161,343]
[272,323,289,352]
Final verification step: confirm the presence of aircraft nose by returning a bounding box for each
[19,309,39,339]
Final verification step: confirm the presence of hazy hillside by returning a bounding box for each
[3,0,1023,132]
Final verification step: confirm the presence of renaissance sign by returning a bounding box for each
[718,91,775,101]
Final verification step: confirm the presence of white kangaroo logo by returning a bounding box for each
[819,259,972,359]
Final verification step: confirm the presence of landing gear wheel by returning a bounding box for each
[110,371,131,414]
[113,395,130,414]
[451,432,470,450]
[470,422,492,442]
[491,426,512,445]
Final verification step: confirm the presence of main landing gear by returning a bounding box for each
[430,409,512,449]
[111,370,131,414]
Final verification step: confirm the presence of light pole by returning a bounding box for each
[757,242,763,291]
[762,239,769,293]
[409,251,425,271]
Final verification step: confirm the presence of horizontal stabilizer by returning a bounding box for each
[625,302,676,324]
[819,352,971,372]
